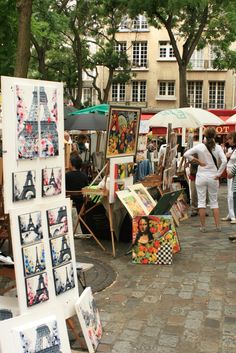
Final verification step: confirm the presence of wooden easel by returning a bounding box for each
[69,162,117,257]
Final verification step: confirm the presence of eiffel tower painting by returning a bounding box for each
[26,272,49,306]
[13,170,36,202]
[16,85,39,159]
[58,236,71,264]
[39,86,59,158]
[42,167,62,197]
[53,263,75,295]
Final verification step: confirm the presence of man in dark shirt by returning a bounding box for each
[66,151,88,213]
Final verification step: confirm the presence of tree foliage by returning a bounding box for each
[126,0,236,107]
[0,0,18,76]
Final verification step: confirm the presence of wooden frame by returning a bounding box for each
[105,106,141,158]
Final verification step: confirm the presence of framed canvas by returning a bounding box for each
[25,272,49,307]
[50,234,72,267]
[105,106,141,158]
[12,170,36,202]
[42,167,62,197]
[132,215,180,264]
[22,242,46,276]
[116,190,147,218]
[15,84,39,160]
[0,310,71,353]
[39,86,59,157]
[128,183,156,214]
[75,287,102,353]
[18,211,43,245]
[53,262,75,296]
[47,206,68,238]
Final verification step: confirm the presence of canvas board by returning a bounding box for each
[75,287,102,353]
[42,167,62,197]
[109,156,134,203]
[0,308,71,353]
[150,189,184,215]
[128,183,156,214]
[0,296,19,321]
[105,106,141,158]
[116,189,147,218]
[9,198,78,319]
[132,215,180,264]
[1,76,65,213]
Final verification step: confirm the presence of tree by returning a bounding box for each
[84,0,131,103]
[14,0,33,77]
[0,0,18,76]
[126,0,236,107]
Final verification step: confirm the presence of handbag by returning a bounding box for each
[205,145,218,169]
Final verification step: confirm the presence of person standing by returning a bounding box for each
[221,132,236,223]
[227,161,236,242]
[184,127,227,232]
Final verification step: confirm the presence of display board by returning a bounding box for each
[1,76,65,213]
[0,306,71,353]
[9,198,78,319]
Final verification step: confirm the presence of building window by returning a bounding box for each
[119,16,129,31]
[132,15,148,30]
[189,49,204,69]
[114,41,127,53]
[82,88,92,105]
[132,42,147,67]
[187,81,203,108]
[158,81,175,97]
[112,83,126,102]
[209,81,225,109]
[132,81,146,102]
[159,41,175,59]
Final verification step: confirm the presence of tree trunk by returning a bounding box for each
[179,64,189,107]
[14,0,32,78]
[102,68,114,103]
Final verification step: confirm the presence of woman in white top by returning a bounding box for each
[221,132,236,223]
[184,127,227,232]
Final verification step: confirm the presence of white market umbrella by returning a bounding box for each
[226,114,236,124]
[147,107,224,129]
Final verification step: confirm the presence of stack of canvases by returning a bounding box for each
[116,183,180,265]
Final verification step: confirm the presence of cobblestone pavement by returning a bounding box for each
[73,184,236,353]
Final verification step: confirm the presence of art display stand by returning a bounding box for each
[0,76,87,352]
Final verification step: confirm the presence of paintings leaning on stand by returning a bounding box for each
[106,107,141,158]
[75,287,102,353]
[132,215,180,265]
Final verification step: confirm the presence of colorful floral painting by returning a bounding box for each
[15,85,39,160]
[106,107,141,158]
[42,167,62,197]
[75,287,102,353]
[132,215,180,264]
[39,86,59,157]
[25,272,49,307]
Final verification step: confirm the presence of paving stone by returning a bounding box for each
[158,333,179,347]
